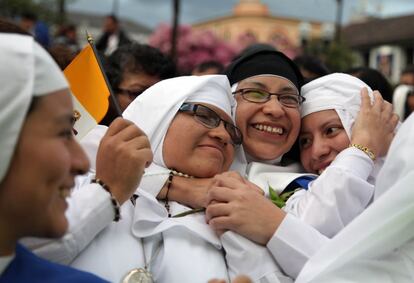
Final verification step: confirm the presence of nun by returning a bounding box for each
[296,112,414,282]
[0,27,108,282]
[31,75,284,283]
[206,73,398,279]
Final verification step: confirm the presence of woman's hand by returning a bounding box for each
[205,171,285,245]
[157,176,214,209]
[351,88,399,158]
[96,118,153,204]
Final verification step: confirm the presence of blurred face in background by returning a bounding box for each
[116,71,160,111]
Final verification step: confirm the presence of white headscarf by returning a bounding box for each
[301,73,374,139]
[300,73,385,183]
[129,76,240,280]
[123,75,237,169]
[0,33,68,183]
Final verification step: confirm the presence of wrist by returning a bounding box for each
[91,178,121,222]
[349,143,376,161]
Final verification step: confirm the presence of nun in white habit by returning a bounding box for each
[296,112,414,283]
[127,75,288,283]
[65,75,233,282]
[265,73,398,278]
[206,73,398,280]
[0,30,108,283]
[285,73,392,236]
[43,74,283,283]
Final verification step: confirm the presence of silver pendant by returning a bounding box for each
[122,268,154,283]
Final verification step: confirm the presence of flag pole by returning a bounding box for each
[86,31,123,117]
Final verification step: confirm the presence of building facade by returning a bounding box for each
[192,0,327,58]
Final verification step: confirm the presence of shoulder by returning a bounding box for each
[1,245,108,283]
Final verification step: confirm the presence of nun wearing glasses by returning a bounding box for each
[28,75,288,282]
[206,73,398,279]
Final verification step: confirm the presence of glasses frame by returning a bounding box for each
[178,103,243,145]
[233,88,305,108]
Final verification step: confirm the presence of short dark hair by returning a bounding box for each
[0,18,31,35]
[193,60,224,74]
[293,55,330,80]
[105,43,176,90]
[347,67,393,103]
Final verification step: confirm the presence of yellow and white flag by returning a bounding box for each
[64,43,111,139]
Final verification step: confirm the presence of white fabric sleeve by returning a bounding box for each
[221,231,293,283]
[266,214,329,279]
[284,147,375,237]
[21,179,114,264]
[138,163,169,197]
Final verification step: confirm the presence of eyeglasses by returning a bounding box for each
[233,88,305,108]
[116,88,145,100]
[178,103,243,145]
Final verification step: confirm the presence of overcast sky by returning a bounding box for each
[67,0,414,29]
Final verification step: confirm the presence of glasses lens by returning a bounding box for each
[194,105,220,128]
[242,89,269,103]
[278,94,301,108]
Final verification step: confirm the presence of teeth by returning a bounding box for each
[254,124,283,134]
[318,169,325,175]
[59,188,71,199]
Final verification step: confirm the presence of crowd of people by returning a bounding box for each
[1,13,414,283]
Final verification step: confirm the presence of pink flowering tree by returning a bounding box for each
[149,24,237,74]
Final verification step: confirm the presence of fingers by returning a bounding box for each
[360,87,371,109]
[212,171,245,186]
[247,181,265,195]
[206,202,232,222]
[126,136,153,168]
[105,117,131,136]
[233,275,253,283]
[207,186,238,204]
[208,215,235,232]
[107,119,146,142]
[371,90,384,113]
[391,113,400,129]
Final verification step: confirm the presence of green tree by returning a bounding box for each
[304,39,357,72]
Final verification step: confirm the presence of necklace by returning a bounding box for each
[122,238,163,283]
[122,268,153,283]
[123,169,193,282]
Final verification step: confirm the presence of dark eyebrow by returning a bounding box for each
[320,117,342,130]
[242,81,269,90]
[242,81,298,94]
[279,86,298,93]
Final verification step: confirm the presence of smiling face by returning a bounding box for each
[0,90,89,239]
[163,103,235,178]
[235,75,301,161]
[299,109,350,174]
